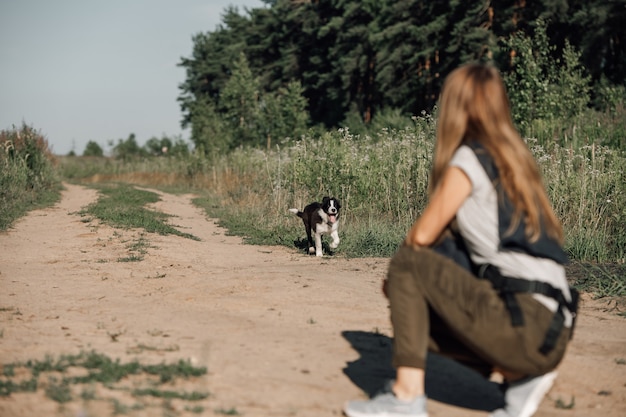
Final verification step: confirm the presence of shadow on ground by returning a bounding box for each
[292,237,337,256]
[342,330,506,411]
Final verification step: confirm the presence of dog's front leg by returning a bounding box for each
[329,230,340,249]
[314,233,323,257]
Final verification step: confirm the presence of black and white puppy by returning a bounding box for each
[289,197,341,257]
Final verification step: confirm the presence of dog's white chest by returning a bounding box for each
[315,210,339,234]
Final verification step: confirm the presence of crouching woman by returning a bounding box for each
[344,63,577,417]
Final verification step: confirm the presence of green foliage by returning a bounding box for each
[556,40,592,117]
[566,0,626,85]
[0,123,60,230]
[168,137,191,157]
[345,107,415,137]
[144,135,190,157]
[189,98,234,156]
[83,140,104,157]
[185,51,311,154]
[259,80,310,147]
[112,133,147,160]
[501,19,591,135]
[221,52,262,148]
[593,76,626,114]
[179,0,625,141]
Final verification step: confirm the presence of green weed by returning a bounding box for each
[186,405,205,413]
[118,254,144,262]
[555,396,575,409]
[126,344,180,354]
[111,398,130,415]
[132,388,208,401]
[80,385,97,400]
[45,377,72,403]
[215,407,241,415]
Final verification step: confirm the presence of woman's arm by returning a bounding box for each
[404,166,472,248]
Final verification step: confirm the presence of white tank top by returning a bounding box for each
[450,145,573,326]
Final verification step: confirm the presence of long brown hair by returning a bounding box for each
[430,63,563,243]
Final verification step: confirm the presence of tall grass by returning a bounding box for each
[58,110,626,263]
[533,141,626,262]
[0,124,60,230]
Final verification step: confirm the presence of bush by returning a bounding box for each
[501,19,591,139]
[0,124,60,229]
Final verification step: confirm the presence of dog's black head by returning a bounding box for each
[321,196,341,223]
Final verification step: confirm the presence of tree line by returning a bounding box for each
[178,0,625,153]
[80,134,190,159]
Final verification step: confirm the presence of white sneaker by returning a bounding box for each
[344,391,428,417]
[489,371,558,417]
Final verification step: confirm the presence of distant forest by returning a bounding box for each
[178,0,626,151]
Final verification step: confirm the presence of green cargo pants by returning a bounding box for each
[386,245,571,377]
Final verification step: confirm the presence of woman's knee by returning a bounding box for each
[386,247,449,298]
[389,246,431,273]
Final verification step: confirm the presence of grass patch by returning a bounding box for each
[567,262,626,298]
[78,183,200,261]
[0,351,208,410]
[81,183,199,241]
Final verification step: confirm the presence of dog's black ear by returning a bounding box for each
[336,199,341,209]
[322,196,330,204]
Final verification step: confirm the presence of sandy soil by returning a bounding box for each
[0,183,624,417]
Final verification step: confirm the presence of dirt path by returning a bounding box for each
[0,183,624,417]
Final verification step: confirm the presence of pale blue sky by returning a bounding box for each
[0,0,264,155]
